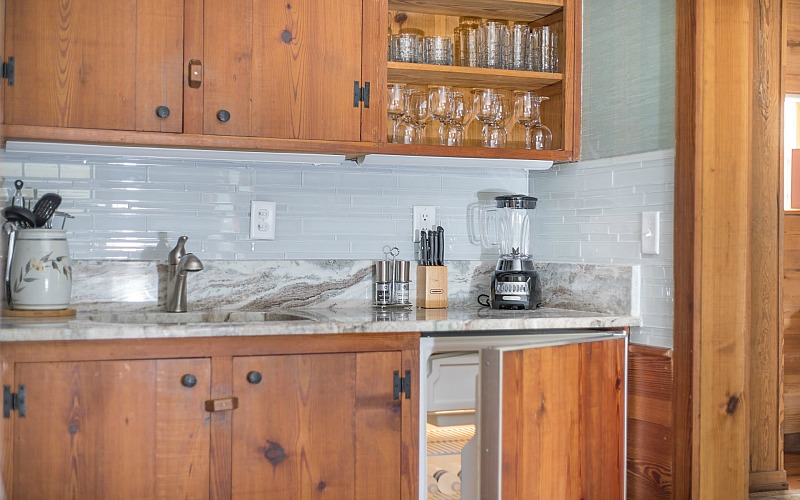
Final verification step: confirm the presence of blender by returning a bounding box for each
[485,194,542,309]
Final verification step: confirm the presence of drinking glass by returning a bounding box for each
[396,89,432,144]
[443,91,473,146]
[390,33,420,63]
[478,22,509,69]
[473,88,510,148]
[428,85,453,145]
[386,83,407,143]
[423,36,453,65]
[514,91,551,149]
[509,23,530,71]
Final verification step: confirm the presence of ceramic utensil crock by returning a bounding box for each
[8,229,72,310]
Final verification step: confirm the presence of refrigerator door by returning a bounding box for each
[478,333,627,500]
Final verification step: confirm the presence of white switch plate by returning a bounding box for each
[250,201,276,240]
[641,211,660,255]
[412,206,436,242]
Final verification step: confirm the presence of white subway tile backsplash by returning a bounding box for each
[532,149,675,348]
[24,163,60,177]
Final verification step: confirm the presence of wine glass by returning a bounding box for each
[428,85,452,145]
[387,83,407,143]
[443,91,473,146]
[395,89,431,144]
[514,91,551,150]
[473,88,509,148]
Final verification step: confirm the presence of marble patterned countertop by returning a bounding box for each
[0,306,639,342]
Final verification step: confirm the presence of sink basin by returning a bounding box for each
[83,309,319,325]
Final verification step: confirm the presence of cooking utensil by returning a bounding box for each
[3,221,16,305]
[32,193,62,228]
[430,226,438,266]
[12,180,24,208]
[52,211,75,229]
[2,206,37,229]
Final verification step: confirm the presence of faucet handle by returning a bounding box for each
[168,235,189,265]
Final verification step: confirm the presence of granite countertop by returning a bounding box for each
[0,306,639,342]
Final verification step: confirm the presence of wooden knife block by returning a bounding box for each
[416,266,448,309]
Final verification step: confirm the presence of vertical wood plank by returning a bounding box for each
[0,0,6,125]
[401,347,419,500]
[355,351,402,500]
[135,0,184,133]
[183,0,204,134]
[362,0,388,143]
[155,359,211,499]
[674,0,753,497]
[210,355,232,500]
[203,0,253,136]
[627,345,673,499]
[248,0,363,141]
[501,344,581,499]
[749,0,786,490]
[579,339,624,500]
[0,348,14,500]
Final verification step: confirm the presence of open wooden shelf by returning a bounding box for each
[388,0,562,22]
[388,62,562,91]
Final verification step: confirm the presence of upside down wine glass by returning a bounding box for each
[513,91,551,150]
[387,83,407,143]
[473,88,510,148]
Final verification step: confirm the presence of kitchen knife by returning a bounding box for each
[437,226,444,265]
[430,226,438,266]
[420,230,428,266]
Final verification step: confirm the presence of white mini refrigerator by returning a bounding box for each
[419,329,628,500]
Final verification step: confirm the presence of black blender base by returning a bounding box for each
[490,270,542,310]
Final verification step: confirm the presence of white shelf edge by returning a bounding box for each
[357,154,554,171]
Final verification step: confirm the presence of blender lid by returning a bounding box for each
[495,194,538,209]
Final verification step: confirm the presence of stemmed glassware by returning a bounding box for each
[387,83,408,143]
[513,91,551,150]
[395,89,432,144]
[473,88,511,148]
[443,91,473,146]
[428,85,452,145]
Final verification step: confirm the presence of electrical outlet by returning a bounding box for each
[641,211,660,255]
[250,201,276,240]
[412,205,436,242]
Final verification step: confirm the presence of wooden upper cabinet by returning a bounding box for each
[201,0,371,141]
[3,0,184,132]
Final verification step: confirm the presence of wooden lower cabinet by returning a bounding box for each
[0,333,419,500]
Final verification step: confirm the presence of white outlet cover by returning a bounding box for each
[250,201,276,240]
[412,205,436,242]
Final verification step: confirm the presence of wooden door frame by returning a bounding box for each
[673,0,785,497]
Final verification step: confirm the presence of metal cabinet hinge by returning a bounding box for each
[393,370,411,400]
[2,56,15,86]
[353,81,370,108]
[3,385,25,418]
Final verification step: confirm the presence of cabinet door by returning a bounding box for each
[479,337,625,500]
[231,351,402,499]
[203,0,365,141]
[11,358,211,499]
[3,0,184,132]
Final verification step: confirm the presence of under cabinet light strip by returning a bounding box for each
[3,141,347,166]
[357,154,553,171]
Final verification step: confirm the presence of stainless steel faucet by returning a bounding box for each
[166,236,204,313]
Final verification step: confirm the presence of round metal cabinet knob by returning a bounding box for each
[155,106,171,119]
[246,371,262,384]
[217,109,231,122]
[181,374,198,388]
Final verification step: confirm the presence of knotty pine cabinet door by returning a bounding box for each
[3,0,184,132]
[479,337,626,499]
[201,0,379,142]
[10,358,211,499]
[230,351,403,499]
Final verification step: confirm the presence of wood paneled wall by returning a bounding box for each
[627,345,673,500]
[785,213,800,436]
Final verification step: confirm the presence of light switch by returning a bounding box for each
[641,211,660,255]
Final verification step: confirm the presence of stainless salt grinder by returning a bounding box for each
[374,260,393,306]
[393,260,411,305]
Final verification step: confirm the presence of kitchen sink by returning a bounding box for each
[83,309,319,325]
